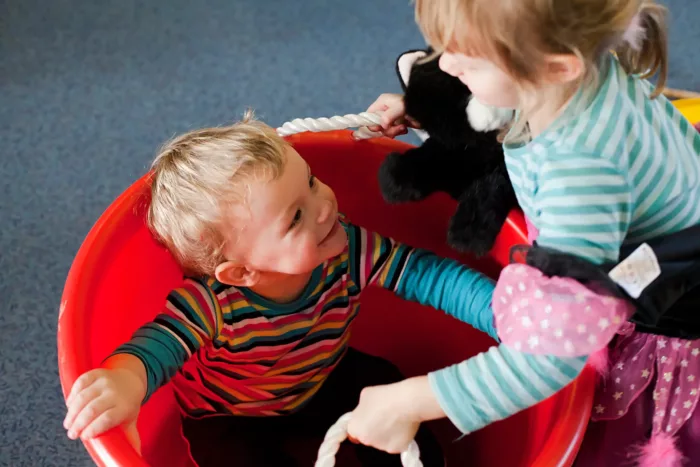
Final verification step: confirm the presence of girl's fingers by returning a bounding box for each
[384,125,408,138]
[380,109,406,129]
[367,101,388,114]
[405,116,421,129]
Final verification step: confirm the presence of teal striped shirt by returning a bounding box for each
[505,55,700,264]
[401,251,587,434]
[428,55,700,435]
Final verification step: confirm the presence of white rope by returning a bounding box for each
[276,112,384,140]
[314,412,423,467]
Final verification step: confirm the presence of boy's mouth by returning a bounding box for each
[319,216,340,246]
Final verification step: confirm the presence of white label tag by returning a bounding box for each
[608,243,661,299]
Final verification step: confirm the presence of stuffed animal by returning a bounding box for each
[377,49,518,256]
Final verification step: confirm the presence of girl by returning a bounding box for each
[348,1,700,466]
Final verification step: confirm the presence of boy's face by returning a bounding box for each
[223,146,348,278]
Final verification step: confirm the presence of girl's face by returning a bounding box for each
[439,51,521,109]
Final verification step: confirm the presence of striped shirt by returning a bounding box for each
[505,55,700,264]
[429,55,700,435]
[114,221,417,417]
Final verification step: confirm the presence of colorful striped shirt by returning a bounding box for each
[112,220,507,418]
[428,55,700,436]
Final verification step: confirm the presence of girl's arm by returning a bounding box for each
[431,154,636,433]
[428,346,587,433]
[349,154,636,442]
[358,244,590,434]
[347,345,587,448]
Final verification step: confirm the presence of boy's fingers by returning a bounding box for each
[64,385,102,430]
[69,396,116,440]
[66,372,98,407]
[79,407,122,440]
[124,420,142,455]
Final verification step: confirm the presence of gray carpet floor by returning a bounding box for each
[1,0,698,465]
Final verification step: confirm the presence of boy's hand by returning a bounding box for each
[64,356,146,442]
[367,93,420,138]
[347,376,444,454]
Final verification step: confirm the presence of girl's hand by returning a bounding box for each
[347,376,444,454]
[63,355,146,442]
[366,93,421,138]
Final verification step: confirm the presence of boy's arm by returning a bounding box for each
[64,278,221,442]
[347,220,497,339]
[393,249,498,339]
[109,277,222,401]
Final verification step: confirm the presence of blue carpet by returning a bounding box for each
[0,1,698,465]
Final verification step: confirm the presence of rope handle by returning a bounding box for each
[276,112,384,140]
[314,412,423,467]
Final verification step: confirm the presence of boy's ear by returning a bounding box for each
[543,53,585,85]
[214,261,260,288]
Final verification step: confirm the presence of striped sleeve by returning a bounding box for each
[429,345,586,433]
[535,153,633,264]
[346,222,414,291]
[110,277,222,401]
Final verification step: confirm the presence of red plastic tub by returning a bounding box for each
[58,130,596,467]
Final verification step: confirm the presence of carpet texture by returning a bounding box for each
[1,0,698,465]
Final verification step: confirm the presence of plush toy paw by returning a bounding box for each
[377,152,431,203]
[447,209,501,256]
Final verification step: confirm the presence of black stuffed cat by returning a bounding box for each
[377,49,517,256]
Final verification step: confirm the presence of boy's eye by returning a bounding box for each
[309,175,316,188]
[289,209,302,230]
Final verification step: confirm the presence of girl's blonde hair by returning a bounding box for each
[148,111,288,276]
[416,0,668,139]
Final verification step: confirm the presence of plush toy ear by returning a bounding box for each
[395,49,432,142]
[396,50,428,90]
[466,97,515,132]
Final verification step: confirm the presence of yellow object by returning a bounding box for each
[674,98,700,123]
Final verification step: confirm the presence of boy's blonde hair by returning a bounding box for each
[148,111,289,276]
[416,0,668,140]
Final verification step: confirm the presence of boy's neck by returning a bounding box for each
[248,270,315,304]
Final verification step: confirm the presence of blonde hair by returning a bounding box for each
[148,111,288,276]
[416,0,668,140]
